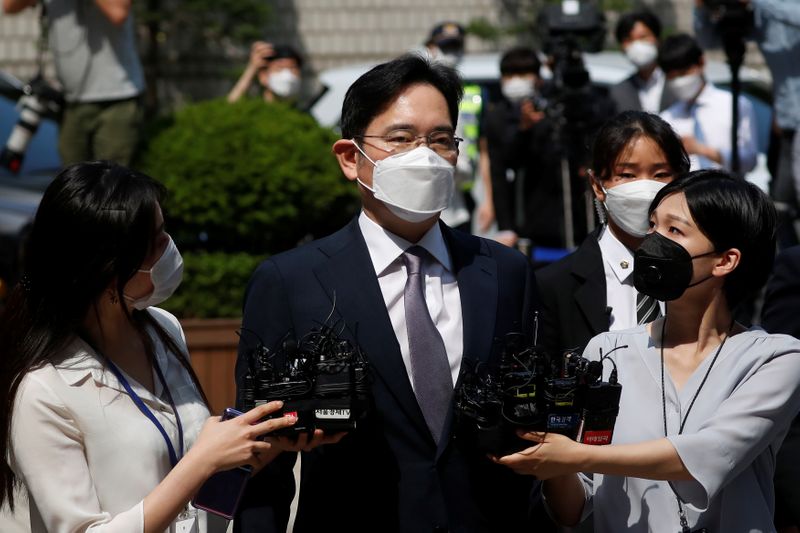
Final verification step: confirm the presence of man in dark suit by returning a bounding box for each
[610,10,676,114]
[234,54,539,533]
[761,245,800,532]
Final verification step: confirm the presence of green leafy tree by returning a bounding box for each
[138,99,359,317]
[136,0,271,114]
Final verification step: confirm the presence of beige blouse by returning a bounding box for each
[9,308,227,533]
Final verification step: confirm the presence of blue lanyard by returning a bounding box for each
[104,357,184,468]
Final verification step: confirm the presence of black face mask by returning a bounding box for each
[634,232,717,301]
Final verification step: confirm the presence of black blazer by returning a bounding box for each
[761,245,800,528]
[234,218,540,533]
[610,72,677,114]
[535,229,610,356]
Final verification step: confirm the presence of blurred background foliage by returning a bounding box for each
[138,99,359,318]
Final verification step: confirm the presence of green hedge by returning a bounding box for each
[137,98,359,318]
[160,251,264,319]
[139,98,358,254]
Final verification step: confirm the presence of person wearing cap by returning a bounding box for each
[227,41,304,104]
[425,22,466,68]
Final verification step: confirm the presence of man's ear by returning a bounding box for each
[713,248,741,278]
[333,139,359,182]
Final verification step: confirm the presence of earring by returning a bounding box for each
[109,291,118,305]
[594,197,607,225]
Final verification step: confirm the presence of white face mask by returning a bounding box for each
[124,236,184,310]
[602,179,667,238]
[353,143,455,223]
[501,76,535,104]
[625,40,658,69]
[268,68,301,99]
[667,72,704,103]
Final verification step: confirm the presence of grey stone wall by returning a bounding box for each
[260,0,505,71]
[0,7,42,81]
[0,0,764,107]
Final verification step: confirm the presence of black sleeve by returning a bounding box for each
[234,259,298,533]
[522,253,542,343]
[761,246,800,338]
[534,263,561,356]
[761,246,800,527]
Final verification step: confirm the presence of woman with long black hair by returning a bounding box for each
[0,162,300,532]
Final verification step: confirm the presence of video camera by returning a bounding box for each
[702,0,754,25]
[0,74,63,174]
[536,0,606,133]
[700,0,754,47]
[454,331,623,455]
[239,318,371,435]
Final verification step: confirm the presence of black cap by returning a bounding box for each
[266,44,303,68]
[428,22,465,47]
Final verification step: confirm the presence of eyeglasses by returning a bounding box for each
[354,129,462,156]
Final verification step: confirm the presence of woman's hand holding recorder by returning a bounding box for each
[186,401,297,476]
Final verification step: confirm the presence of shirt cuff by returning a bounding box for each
[667,433,734,511]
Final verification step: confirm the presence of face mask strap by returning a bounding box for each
[350,139,378,167]
[349,140,380,193]
[686,249,721,288]
[689,249,718,261]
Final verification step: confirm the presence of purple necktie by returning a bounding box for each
[403,246,453,444]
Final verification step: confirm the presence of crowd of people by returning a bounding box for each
[1,1,800,532]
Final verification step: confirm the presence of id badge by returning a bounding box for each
[171,508,199,533]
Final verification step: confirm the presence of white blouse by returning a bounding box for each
[9,308,227,533]
[578,324,800,533]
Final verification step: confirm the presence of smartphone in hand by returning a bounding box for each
[191,408,252,520]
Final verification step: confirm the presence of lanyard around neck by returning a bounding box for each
[659,311,731,533]
[104,357,185,468]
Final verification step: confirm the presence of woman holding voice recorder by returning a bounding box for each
[0,162,336,532]
[497,170,800,533]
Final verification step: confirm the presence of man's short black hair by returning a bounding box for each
[658,33,704,74]
[499,47,541,77]
[615,9,663,44]
[340,53,464,139]
[267,44,303,69]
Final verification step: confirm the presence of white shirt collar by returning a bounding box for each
[695,80,716,104]
[53,324,171,402]
[637,67,663,90]
[598,225,635,284]
[358,211,452,276]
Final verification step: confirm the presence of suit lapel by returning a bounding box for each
[445,226,498,368]
[571,232,609,337]
[623,77,643,112]
[438,225,497,457]
[312,219,430,438]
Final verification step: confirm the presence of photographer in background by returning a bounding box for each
[2,0,145,166]
[227,42,304,105]
[479,47,564,249]
[695,0,800,248]
[610,9,676,114]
